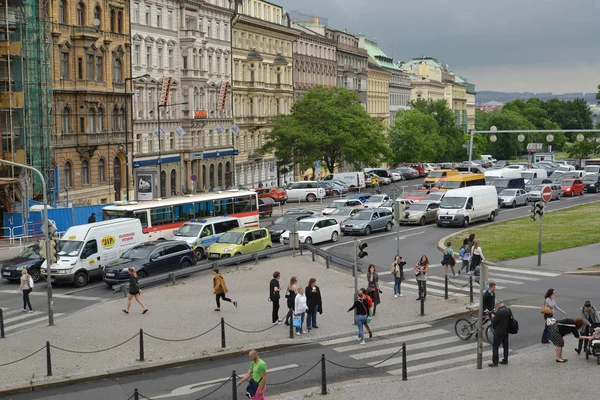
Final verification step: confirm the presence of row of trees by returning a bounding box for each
[260,86,598,172]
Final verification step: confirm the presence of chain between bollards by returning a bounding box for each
[0,308,4,339]
[444,275,448,300]
[321,353,327,395]
[469,275,474,303]
[221,317,226,348]
[139,329,145,361]
[401,342,407,381]
[46,341,52,376]
[231,370,237,399]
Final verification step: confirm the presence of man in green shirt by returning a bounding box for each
[237,349,267,398]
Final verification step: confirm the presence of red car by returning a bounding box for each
[252,187,288,204]
[406,190,430,201]
[560,178,584,197]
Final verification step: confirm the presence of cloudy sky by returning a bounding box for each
[275,0,600,94]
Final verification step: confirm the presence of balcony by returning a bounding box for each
[54,131,127,148]
[247,149,263,160]
[71,26,100,40]
[180,30,204,43]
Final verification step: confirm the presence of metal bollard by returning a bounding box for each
[46,341,52,376]
[321,353,327,394]
[254,252,259,264]
[444,275,448,300]
[420,295,425,317]
[300,244,303,255]
[133,388,140,400]
[221,317,226,348]
[469,275,473,303]
[169,272,176,284]
[139,329,145,361]
[122,284,128,298]
[232,370,237,399]
[402,343,407,381]
[0,308,4,338]
[326,255,330,269]
[289,311,294,338]
[311,247,315,262]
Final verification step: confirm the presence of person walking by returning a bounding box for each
[212,267,237,311]
[575,300,600,355]
[466,234,476,272]
[391,255,406,298]
[347,290,369,345]
[284,276,298,326]
[441,241,456,277]
[305,278,322,331]
[269,271,282,324]
[489,300,512,367]
[483,282,496,314]
[18,268,34,313]
[414,255,429,301]
[547,318,585,363]
[122,267,148,314]
[366,264,381,315]
[294,287,308,335]
[88,213,96,223]
[360,288,374,339]
[541,288,567,343]
[470,241,485,272]
[237,350,267,399]
[458,238,471,274]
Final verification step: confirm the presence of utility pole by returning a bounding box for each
[531,201,545,266]
[476,263,488,369]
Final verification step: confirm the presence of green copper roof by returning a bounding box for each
[399,58,444,70]
[362,39,401,71]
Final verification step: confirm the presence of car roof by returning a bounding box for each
[134,241,179,248]
[413,200,440,205]
[227,227,267,233]
[299,217,337,223]
[285,210,315,214]
[184,216,240,224]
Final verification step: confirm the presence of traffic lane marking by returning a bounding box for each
[151,364,300,399]
[508,305,542,310]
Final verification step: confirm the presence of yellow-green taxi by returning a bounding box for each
[207,227,272,259]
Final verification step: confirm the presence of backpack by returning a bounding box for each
[459,247,466,258]
[508,309,519,334]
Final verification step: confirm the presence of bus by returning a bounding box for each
[102,191,259,240]
[432,173,486,192]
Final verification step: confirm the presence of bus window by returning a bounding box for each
[150,207,173,227]
[134,211,149,228]
[103,210,128,220]
[182,203,194,220]
[172,204,184,222]
[466,178,485,187]
[213,199,224,216]
[193,200,213,218]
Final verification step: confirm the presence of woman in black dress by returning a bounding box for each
[284,276,298,326]
[366,264,381,315]
[547,318,584,362]
[122,267,148,314]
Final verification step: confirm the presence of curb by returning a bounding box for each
[564,270,600,276]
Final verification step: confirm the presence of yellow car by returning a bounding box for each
[207,227,272,259]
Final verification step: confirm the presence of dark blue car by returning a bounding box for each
[0,244,44,283]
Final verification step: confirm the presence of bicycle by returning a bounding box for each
[454,306,494,344]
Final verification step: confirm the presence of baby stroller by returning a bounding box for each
[585,323,600,365]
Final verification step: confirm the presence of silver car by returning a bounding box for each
[399,201,440,225]
[340,208,394,236]
[528,184,561,202]
[327,206,364,224]
[498,189,529,208]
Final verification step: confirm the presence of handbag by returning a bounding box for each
[541,303,553,315]
[361,301,372,324]
[292,315,301,327]
[508,309,519,334]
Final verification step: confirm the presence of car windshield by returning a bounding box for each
[409,191,427,197]
[217,232,244,244]
[499,189,518,196]
[273,216,295,224]
[583,175,597,182]
[174,224,202,237]
[330,208,352,216]
[428,171,444,178]
[296,221,316,231]
[492,179,510,189]
[563,173,579,178]
[18,246,40,259]
[121,245,154,260]
[327,201,345,208]
[56,240,83,257]
[381,200,395,207]
[521,172,534,179]
[584,166,600,173]
[365,195,386,203]
[437,180,463,189]
[423,193,443,201]
[407,204,427,211]
[561,180,575,185]
[351,212,373,221]
[440,197,466,209]
[532,185,545,191]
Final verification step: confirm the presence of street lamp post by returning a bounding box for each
[156,101,188,198]
[124,74,150,201]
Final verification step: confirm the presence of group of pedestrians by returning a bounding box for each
[269,273,323,334]
[441,234,485,277]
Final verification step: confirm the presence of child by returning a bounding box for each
[579,326,600,349]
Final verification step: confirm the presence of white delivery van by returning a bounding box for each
[436,186,499,227]
[41,218,146,287]
[521,169,548,182]
[484,168,523,180]
[170,216,242,260]
[481,155,496,163]
[322,172,366,190]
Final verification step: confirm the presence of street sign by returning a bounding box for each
[315,161,320,170]
[231,123,240,134]
[215,124,225,133]
[541,186,553,202]
[191,174,197,182]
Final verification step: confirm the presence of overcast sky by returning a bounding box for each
[276,0,600,93]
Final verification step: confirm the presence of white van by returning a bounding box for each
[41,218,146,287]
[521,169,548,182]
[484,168,522,180]
[322,172,366,189]
[481,155,497,164]
[436,186,499,227]
[170,216,242,260]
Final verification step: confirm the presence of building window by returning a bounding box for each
[77,57,83,79]
[217,163,223,188]
[134,45,140,66]
[94,5,101,26]
[182,55,188,69]
[113,58,122,82]
[76,2,85,25]
[59,0,67,23]
[62,107,70,133]
[157,47,163,69]
[112,107,119,131]
[95,56,103,80]
[170,169,176,195]
[79,116,85,133]
[156,9,162,28]
[132,3,138,23]
[168,49,173,69]
[81,159,89,185]
[117,11,123,33]
[110,9,115,31]
[86,54,93,80]
[146,46,152,67]
[215,21,220,40]
[208,56,212,73]
[249,98,253,116]
[98,158,105,182]
[167,11,172,29]
[88,108,95,133]
[224,24,228,41]
[64,162,72,188]
[276,99,280,115]
[160,170,166,197]
[97,107,104,132]
[207,20,211,38]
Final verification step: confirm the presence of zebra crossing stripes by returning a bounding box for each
[350,336,457,360]
[486,266,559,277]
[368,341,490,368]
[333,329,448,353]
[320,323,432,347]
[0,307,64,333]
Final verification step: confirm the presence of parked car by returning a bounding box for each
[363,194,391,209]
[258,198,275,218]
[0,244,44,283]
[268,214,313,242]
[365,172,391,185]
[364,168,393,184]
[346,193,372,203]
[421,192,445,202]
[525,178,553,191]
[405,190,429,201]
[396,163,426,177]
[171,216,242,260]
[285,209,318,216]
[280,217,340,245]
[317,182,335,197]
[399,201,440,226]
[103,241,196,285]
[583,174,600,193]
[563,170,587,179]
[390,171,403,182]
[528,184,561,202]
[395,167,419,180]
[498,189,529,208]
[321,199,364,215]
[208,227,272,259]
[327,206,364,224]
[380,198,414,213]
[252,187,288,204]
[340,208,394,236]
[285,181,326,202]
[560,178,584,197]
[328,181,350,196]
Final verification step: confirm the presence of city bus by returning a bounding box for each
[432,173,486,192]
[102,191,259,240]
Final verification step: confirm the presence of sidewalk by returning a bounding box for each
[0,254,469,391]
[275,338,590,400]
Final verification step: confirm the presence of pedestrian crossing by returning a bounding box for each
[322,323,506,376]
[0,307,64,333]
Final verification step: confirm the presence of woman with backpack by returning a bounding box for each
[459,238,471,275]
[347,290,369,345]
[442,241,456,277]
[18,268,34,313]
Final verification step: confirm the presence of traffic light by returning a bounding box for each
[392,201,405,226]
[358,241,368,259]
[49,239,58,263]
[535,202,544,217]
[39,240,46,257]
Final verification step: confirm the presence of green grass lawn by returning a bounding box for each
[448,202,600,261]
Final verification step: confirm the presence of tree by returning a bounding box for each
[260,86,392,173]
[475,109,535,160]
[388,109,442,162]
[596,84,600,104]
[568,133,599,160]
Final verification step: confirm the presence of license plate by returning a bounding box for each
[442,221,450,224]
[105,273,115,277]
[2,271,10,276]
[210,253,220,258]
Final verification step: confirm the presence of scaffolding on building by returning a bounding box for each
[0,0,53,212]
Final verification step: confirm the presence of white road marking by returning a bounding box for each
[0,290,103,301]
[509,305,542,310]
[394,232,425,240]
[428,276,506,290]
[487,266,559,277]
[484,271,538,281]
[399,281,468,297]
[4,311,43,324]
[320,324,431,346]
[4,314,64,332]
[322,226,434,250]
[334,329,448,353]
[370,341,490,368]
[350,335,457,360]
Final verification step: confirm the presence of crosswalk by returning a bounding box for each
[321,323,504,376]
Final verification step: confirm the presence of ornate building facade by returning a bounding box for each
[366,62,390,125]
[51,0,132,204]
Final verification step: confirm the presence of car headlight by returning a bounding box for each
[223,247,233,252]
[455,211,463,216]
[121,268,129,272]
